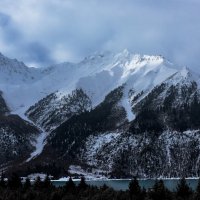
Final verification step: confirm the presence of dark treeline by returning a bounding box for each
[1,174,200,200]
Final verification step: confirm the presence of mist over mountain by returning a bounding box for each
[0,0,200,71]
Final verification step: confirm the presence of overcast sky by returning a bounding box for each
[0,0,199,70]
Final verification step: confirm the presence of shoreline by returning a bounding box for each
[51,177,200,182]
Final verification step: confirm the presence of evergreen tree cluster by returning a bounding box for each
[1,173,200,200]
[131,81,200,134]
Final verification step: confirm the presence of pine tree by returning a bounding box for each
[100,184,109,191]
[23,177,31,190]
[129,177,141,200]
[78,176,88,190]
[150,180,169,200]
[34,176,42,190]
[43,175,52,188]
[176,177,192,199]
[195,178,200,199]
[0,171,6,188]
[8,173,22,189]
[65,177,76,192]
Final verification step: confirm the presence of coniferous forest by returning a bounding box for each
[1,174,200,200]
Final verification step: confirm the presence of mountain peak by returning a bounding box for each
[177,66,200,81]
[116,48,131,57]
[0,52,26,68]
[143,55,164,62]
[165,66,200,87]
[114,50,167,66]
[0,52,8,61]
[179,66,191,78]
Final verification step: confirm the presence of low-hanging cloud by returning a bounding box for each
[0,0,199,70]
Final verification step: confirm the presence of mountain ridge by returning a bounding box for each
[1,50,200,178]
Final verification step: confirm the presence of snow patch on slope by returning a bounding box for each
[121,98,135,121]
[11,109,48,162]
[68,165,108,180]
[26,131,46,162]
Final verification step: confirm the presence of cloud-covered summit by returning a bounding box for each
[0,0,199,70]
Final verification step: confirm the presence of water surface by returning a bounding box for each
[52,179,199,191]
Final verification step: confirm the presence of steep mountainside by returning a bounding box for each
[42,86,127,161]
[80,130,200,178]
[131,67,200,133]
[0,115,39,166]
[0,90,40,167]
[26,89,92,131]
[24,51,178,131]
[1,50,200,178]
[35,66,200,178]
[0,50,177,116]
[76,67,200,178]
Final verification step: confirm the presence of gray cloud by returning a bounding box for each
[0,12,10,27]
[0,0,199,70]
[0,11,54,67]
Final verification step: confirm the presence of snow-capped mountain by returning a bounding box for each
[24,50,178,131]
[0,52,40,84]
[1,50,200,178]
[0,50,178,129]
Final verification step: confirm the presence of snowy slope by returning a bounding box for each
[56,52,178,122]
[165,66,200,87]
[0,52,40,84]
[0,50,178,121]
[76,52,177,105]
[134,66,200,111]
[2,50,200,177]
[80,130,200,178]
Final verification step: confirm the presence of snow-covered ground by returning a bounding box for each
[26,173,53,181]
[68,165,108,180]
[121,98,135,121]
[26,132,47,162]
[11,109,48,163]
[1,50,179,120]
[81,132,121,169]
[79,130,200,178]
